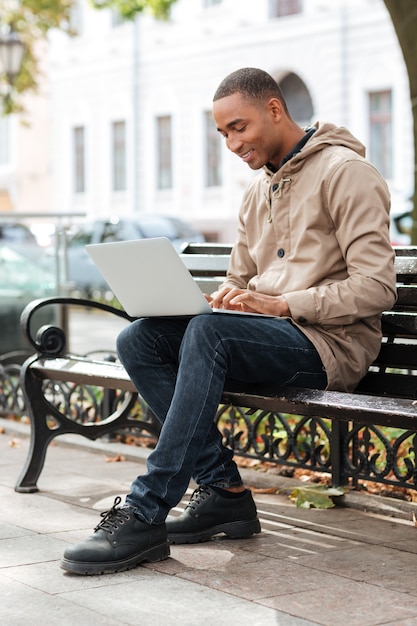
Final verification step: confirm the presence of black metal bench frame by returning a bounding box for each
[15,244,417,495]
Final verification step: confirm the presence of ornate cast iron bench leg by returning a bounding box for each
[16,356,59,492]
[15,355,144,493]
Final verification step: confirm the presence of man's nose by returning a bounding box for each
[226,135,243,153]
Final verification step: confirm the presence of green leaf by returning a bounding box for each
[289,484,346,509]
[90,0,176,20]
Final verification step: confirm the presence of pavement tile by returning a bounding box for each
[148,547,343,602]
[2,559,148,594]
[0,491,99,534]
[387,538,417,554]
[384,617,417,626]
[0,521,36,540]
[59,571,310,626]
[295,543,417,597]
[0,573,129,626]
[258,580,417,626]
[147,542,261,576]
[0,533,68,568]
[241,524,361,560]
[311,513,417,546]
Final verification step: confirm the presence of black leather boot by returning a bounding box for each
[61,496,170,575]
[166,485,261,544]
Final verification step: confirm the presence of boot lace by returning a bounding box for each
[94,496,132,534]
[185,485,211,511]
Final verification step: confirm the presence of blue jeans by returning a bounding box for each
[116,314,327,524]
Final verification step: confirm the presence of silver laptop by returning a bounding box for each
[86,237,276,318]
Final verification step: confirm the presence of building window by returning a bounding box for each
[156,115,172,190]
[269,0,302,18]
[112,121,126,191]
[0,115,10,166]
[111,9,124,27]
[279,72,313,126]
[69,0,84,36]
[204,111,221,187]
[369,90,393,179]
[73,126,85,193]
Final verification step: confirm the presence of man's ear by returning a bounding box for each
[268,97,285,122]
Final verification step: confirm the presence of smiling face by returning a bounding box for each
[213,92,287,170]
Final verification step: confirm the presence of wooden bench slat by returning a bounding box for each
[394,285,417,308]
[222,388,417,431]
[375,342,417,369]
[392,246,417,256]
[356,371,417,398]
[180,243,234,255]
[180,254,230,275]
[32,356,136,392]
[381,311,417,336]
[394,255,417,278]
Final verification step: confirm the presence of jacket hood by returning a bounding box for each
[308,121,366,157]
[264,121,366,176]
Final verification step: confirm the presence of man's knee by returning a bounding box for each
[181,315,224,352]
[116,318,148,355]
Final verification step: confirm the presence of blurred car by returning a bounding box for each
[0,244,56,355]
[64,214,205,293]
[0,221,43,261]
[390,210,412,246]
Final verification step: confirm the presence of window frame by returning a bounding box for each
[73,125,86,194]
[112,120,127,192]
[368,89,393,180]
[204,110,222,188]
[156,114,173,190]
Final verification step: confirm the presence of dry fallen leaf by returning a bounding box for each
[249,486,278,494]
[8,438,21,448]
[234,457,261,468]
[105,454,126,463]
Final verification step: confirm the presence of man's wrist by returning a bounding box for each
[278,296,291,317]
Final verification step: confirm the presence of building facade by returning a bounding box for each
[0,0,413,242]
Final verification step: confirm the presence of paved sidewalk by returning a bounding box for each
[2,419,417,626]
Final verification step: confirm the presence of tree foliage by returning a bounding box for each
[90,0,176,21]
[0,0,73,114]
[0,0,174,115]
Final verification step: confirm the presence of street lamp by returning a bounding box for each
[0,28,25,84]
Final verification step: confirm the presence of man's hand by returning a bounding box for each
[208,287,291,317]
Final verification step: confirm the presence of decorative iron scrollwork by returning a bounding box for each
[344,423,417,488]
[215,404,332,472]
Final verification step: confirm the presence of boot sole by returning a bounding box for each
[60,541,170,575]
[168,518,261,545]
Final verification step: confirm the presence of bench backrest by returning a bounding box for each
[181,243,417,400]
[180,243,232,294]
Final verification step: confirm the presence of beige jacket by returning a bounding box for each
[223,122,397,391]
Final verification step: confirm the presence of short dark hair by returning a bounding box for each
[213,67,288,113]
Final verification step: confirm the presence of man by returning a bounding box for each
[61,68,396,575]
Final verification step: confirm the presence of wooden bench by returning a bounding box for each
[15,244,417,497]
